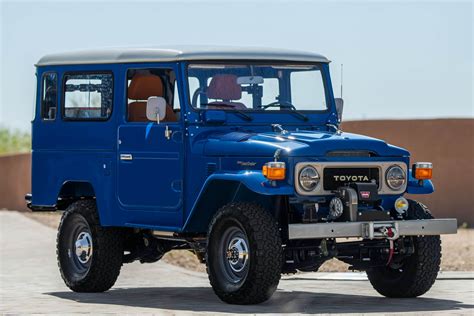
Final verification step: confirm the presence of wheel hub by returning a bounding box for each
[74,232,92,264]
[226,237,249,273]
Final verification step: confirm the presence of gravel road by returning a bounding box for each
[1,211,473,315]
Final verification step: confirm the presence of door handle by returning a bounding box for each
[165,126,172,140]
[120,154,133,161]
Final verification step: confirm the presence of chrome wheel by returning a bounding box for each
[63,214,93,276]
[226,236,249,273]
[219,225,250,284]
[57,200,123,292]
[75,232,93,264]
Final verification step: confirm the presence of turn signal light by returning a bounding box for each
[263,162,286,180]
[413,162,433,180]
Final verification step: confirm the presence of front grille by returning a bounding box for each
[323,167,379,191]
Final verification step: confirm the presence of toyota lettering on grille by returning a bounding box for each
[333,175,369,182]
[323,167,380,191]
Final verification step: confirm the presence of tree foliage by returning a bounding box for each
[0,127,31,155]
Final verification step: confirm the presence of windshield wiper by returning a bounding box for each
[200,104,253,121]
[287,110,309,122]
[261,102,309,122]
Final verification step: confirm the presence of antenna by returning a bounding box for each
[340,63,344,98]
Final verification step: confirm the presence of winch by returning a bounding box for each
[329,182,389,222]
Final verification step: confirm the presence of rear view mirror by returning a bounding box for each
[335,98,344,122]
[237,76,264,85]
[146,96,167,123]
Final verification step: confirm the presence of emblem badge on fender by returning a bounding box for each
[237,161,257,167]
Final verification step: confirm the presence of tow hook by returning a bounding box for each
[380,226,398,240]
[381,227,396,266]
[362,222,400,240]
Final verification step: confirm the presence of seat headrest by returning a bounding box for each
[207,74,241,100]
[128,74,164,100]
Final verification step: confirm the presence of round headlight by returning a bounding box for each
[386,165,406,190]
[299,166,320,191]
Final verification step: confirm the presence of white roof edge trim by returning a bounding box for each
[36,47,330,66]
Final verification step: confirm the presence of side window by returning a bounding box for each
[126,68,178,123]
[63,73,113,120]
[41,72,57,120]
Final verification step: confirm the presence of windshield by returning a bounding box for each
[187,63,328,112]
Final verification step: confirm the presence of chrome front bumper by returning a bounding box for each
[288,219,458,240]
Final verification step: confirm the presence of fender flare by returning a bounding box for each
[205,171,294,196]
[182,171,294,233]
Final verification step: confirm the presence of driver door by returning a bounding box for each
[117,67,183,228]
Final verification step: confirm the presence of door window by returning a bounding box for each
[41,72,57,120]
[126,68,179,123]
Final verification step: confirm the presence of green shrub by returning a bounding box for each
[0,127,31,155]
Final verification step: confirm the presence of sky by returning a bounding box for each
[0,0,472,131]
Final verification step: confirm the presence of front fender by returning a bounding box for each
[207,171,294,196]
[182,171,294,233]
[406,170,434,194]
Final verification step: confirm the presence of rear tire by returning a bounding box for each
[57,200,123,292]
[206,202,282,304]
[367,200,441,297]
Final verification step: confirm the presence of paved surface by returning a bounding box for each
[1,211,473,315]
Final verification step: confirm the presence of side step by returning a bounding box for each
[25,193,58,212]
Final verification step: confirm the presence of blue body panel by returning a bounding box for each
[31,60,430,232]
[406,170,435,194]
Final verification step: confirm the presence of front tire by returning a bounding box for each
[57,200,123,292]
[367,199,441,297]
[206,202,282,304]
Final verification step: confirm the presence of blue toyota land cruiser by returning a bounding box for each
[28,46,457,304]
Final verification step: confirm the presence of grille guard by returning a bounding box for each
[288,218,457,240]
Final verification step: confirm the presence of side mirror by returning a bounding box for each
[146,96,167,123]
[335,98,344,122]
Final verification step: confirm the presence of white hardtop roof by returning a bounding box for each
[36,46,330,66]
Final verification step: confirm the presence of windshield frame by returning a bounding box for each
[184,60,334,116]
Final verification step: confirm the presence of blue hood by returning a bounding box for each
[203,130,409,157]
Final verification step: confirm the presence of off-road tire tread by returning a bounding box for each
[206,202,282,304]
[367,200,441,297]
[57,200,123,292]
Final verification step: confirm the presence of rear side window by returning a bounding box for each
[41,72,57,120]
[63,73,113,120]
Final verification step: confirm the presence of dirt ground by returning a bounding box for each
[23,211,474,272]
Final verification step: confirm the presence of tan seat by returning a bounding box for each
[128,74,177,122]
[207,74,246,109]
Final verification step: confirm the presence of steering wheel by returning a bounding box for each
[191,87,207,108]
[262,101,296,110]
